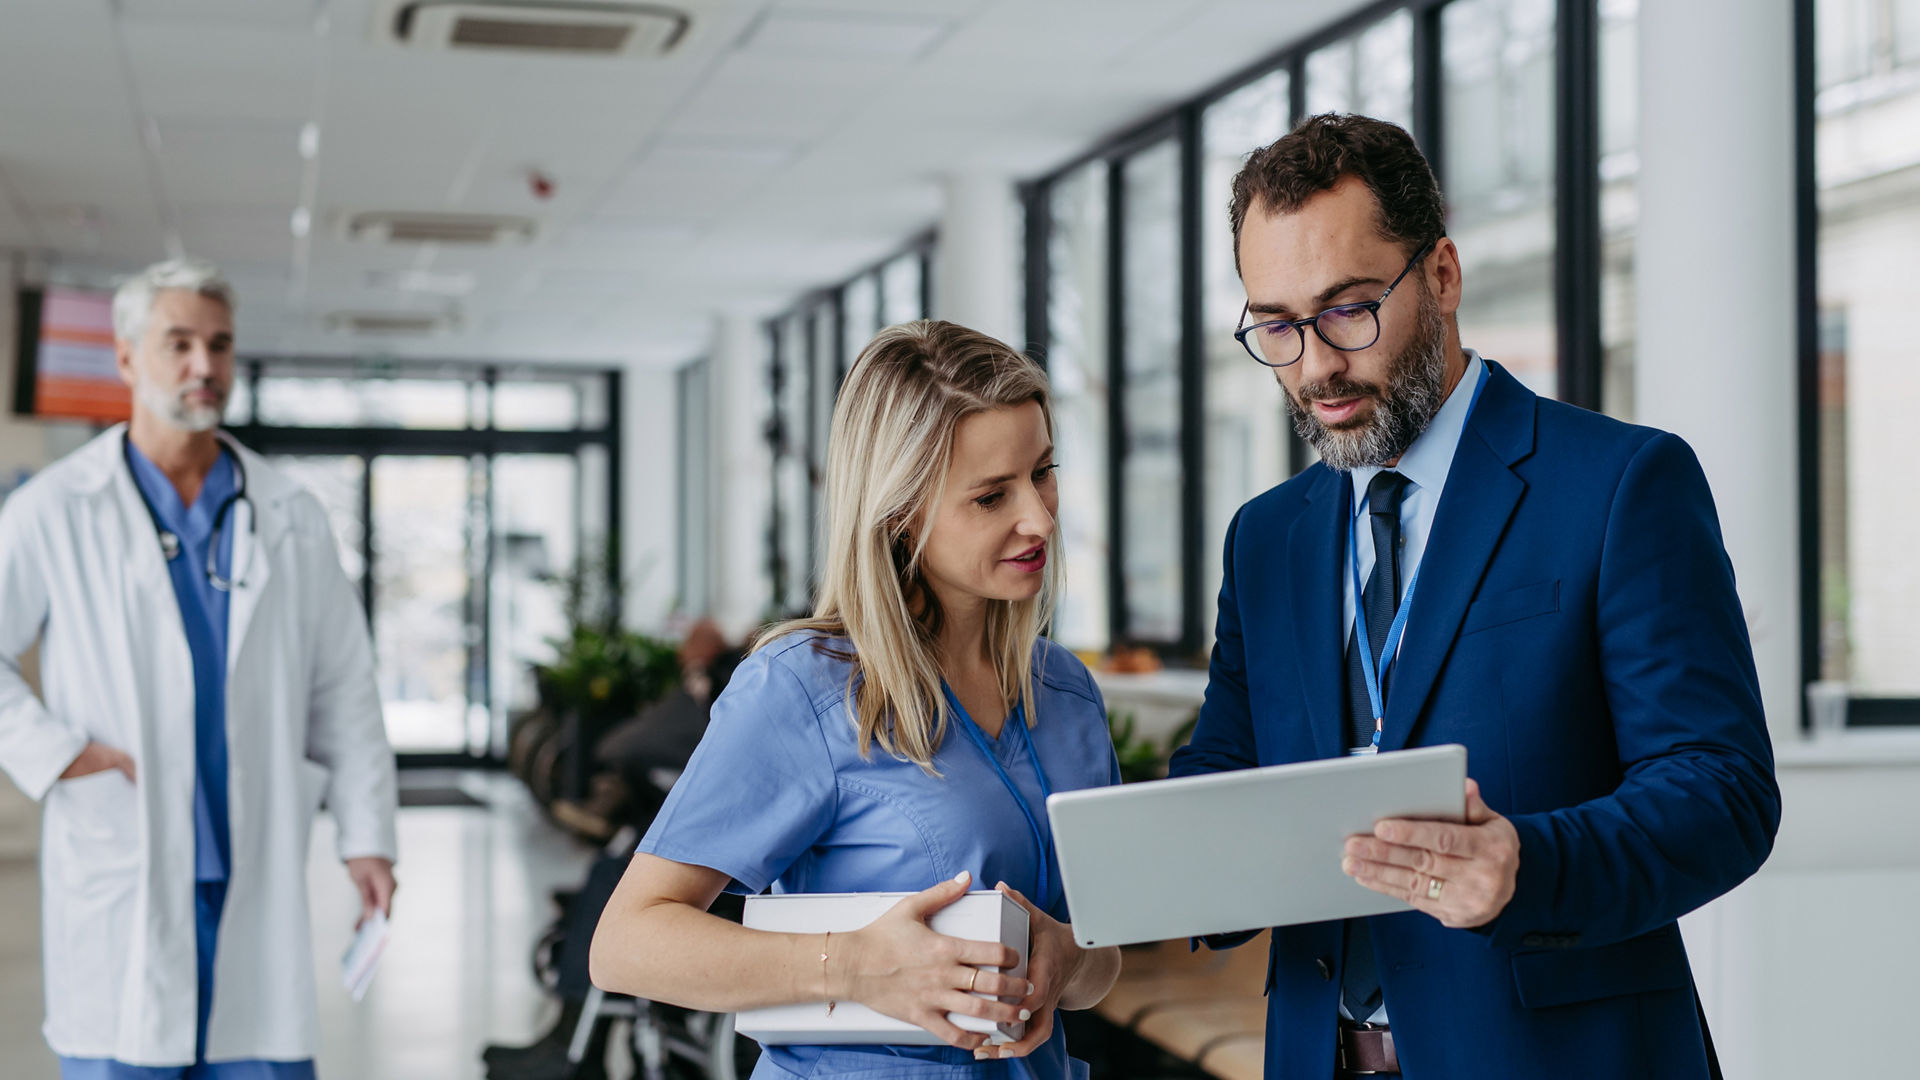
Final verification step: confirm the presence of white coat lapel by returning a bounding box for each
[224,480,279,675]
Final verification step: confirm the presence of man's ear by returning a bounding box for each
[1429,237,1464,318]
[114,339,138,390]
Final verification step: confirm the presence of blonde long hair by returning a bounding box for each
[758,320,1061,770]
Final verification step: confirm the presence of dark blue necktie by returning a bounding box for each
[1341,469,1410,1023]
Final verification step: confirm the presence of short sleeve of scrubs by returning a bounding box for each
[639,647,836,894]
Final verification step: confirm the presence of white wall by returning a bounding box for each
[619,362,679,635]
[1633,3,1920,1074]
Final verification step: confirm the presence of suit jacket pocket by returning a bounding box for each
[1462,580,1560,636]
[1511,923,1688,1009]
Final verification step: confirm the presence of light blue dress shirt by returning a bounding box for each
[1336,352,1487,1027]
[640,632,1119,1080]
[1341,352,1491,662]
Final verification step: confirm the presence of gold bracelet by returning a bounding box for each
[821,930,836,1016]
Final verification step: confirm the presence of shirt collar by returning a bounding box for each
[1349,350,1488,509]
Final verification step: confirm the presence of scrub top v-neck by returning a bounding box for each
[640,632,1118,1080]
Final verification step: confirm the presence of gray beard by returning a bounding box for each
[1282,290,1451,473]
[135,375,225,433]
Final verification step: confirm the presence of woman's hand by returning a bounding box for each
[975,881,1085,1061]
[838,871,1035,1051]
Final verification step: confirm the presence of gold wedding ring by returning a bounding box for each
[1427,877,1446,901]
[967,969,980,993]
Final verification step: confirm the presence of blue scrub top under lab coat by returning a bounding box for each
[126,442,234,884]
[640,632,1119,1080]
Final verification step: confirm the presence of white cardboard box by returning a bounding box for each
[737,891,1029,1045]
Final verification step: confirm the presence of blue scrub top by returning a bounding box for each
[640,632,1118,1080]
[127,442,235,884]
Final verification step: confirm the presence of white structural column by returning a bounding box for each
[932,174,1020,344]
[707,313,772,639]
[1636,10,1920,1080]
[1635,0,1799,741]
[620,362,678,632]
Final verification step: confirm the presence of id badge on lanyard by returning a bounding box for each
[1348,364,1490,754]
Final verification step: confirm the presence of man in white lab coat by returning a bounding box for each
[0,258,399,1077]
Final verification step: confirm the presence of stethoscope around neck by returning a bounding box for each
[122,432,255,592]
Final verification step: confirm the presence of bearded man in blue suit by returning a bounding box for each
[1167,113,1779,1079]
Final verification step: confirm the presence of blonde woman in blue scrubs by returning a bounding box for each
[591,321,1122,1079]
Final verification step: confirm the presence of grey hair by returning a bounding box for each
[111,257,236,343]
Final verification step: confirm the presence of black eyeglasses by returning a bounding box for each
[1233,239,1437,368]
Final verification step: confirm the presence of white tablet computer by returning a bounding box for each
[1046,744,1467,948]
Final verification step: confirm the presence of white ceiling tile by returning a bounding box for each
[117,0,323,30]
[119,23,320,121]
[736,9,952,61]
[153,118,306,207]
[178,205,297,265]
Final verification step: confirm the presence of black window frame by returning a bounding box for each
[228,355,623,768]
[763,231,938,611]
[1021,0,1606,663]
[1793,0,1920,727]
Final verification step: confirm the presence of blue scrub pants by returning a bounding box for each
[58,882,316,1080]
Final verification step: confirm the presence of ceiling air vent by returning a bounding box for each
[325,311,460,336]
[347,211,536,246]
[390,2,689,57]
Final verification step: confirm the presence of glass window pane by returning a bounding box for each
[1900,0,1920,66]
[268,455,366,587]
[1443,0,1559,399]
[879,253,924,325]
[494,381,581,430]
[1814,0,1920,696]
[678,361,711,617]
[491,455,578,748]
[1202,71,1293,649]
[1120,139,1183,645]
[1046,163,1111,653]
[371,456,475,753]
[1306,11,1414,131]
[810,307,838,574]
[255,376,471,428]
[1600,0,1638,420]
[224,368,253,426]
[843,274,880,354]
[777,316,811,612]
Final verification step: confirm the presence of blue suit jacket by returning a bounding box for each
[1168,362,1780,1080]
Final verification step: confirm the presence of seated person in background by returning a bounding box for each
[589,320,1123,1079]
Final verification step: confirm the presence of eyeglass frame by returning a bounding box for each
[1233,238,1438,368]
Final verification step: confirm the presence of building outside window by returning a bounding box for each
[1305,10,1416,129]
[1812,0,1920,701]
[1045,162,1112,655]
[1442,0,1559,398]
[1201,70,1294,649]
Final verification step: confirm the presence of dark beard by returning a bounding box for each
[1281,287,1451,472]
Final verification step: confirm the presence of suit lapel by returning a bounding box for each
[1379,363,1535,752]
[1286,467,1349,761]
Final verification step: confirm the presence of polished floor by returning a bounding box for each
[0,772,601,1079]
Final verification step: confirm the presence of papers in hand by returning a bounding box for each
[341,910,389,1002]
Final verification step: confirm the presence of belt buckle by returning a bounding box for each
[1338,1023,1391,1076]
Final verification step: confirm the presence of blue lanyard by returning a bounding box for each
[944,685,1056,912]
[1348,364,1490,754]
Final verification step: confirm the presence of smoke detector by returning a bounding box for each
[346,211,537,246]
[387,2,690,57]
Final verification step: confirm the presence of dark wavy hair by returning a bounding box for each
[1229,112,1446,271]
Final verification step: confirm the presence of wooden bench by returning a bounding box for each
[1091,932,1268,1080]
